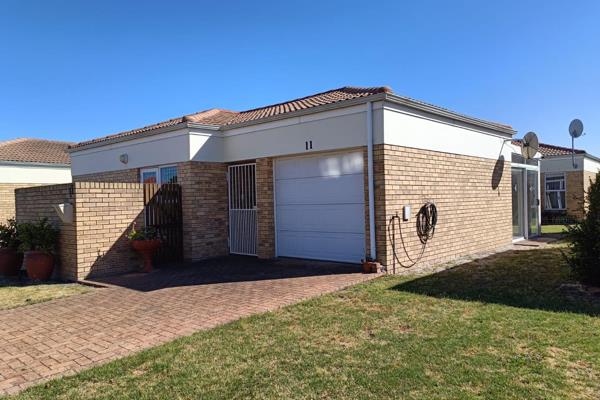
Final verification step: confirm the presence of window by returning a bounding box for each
[545,174,566,210]
[140,165,177,185]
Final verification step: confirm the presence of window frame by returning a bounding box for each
[140,165,177,185]
[544,173,567,211]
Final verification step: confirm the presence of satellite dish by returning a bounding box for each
[569,119,584,138]
[521,131,539,159]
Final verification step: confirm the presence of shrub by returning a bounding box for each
[127,225,158,241]
[17,218,59,254]
[0,219,20,249]
[565,171,600,286]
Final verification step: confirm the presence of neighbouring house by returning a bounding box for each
[0,138,72,223]
[41,85,536,280]
[513,140,600,223]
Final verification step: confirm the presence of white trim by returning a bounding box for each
[140,164,178,185]
[366,101,376,260]
[272,160,278,258]
[543,172,567,211]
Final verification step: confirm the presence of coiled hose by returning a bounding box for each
[387,202,438,271]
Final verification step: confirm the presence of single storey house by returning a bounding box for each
[0,138,72,223]
[66,86,538,273]
[513,140,599,223]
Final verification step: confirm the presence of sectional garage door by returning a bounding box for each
[274,151,366,263]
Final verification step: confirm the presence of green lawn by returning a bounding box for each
[541,224,572,234]
[0,283,91,310]
[10,246,600,400]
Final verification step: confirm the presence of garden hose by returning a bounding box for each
[387,202,438,272]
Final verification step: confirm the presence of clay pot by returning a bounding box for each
[131,239,161,273]
[0,248,22,276]
[362,260,379,274]
[24,251,54,281]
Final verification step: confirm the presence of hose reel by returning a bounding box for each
[387,202,438,271]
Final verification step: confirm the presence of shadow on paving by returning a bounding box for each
[89,255,363,292]
[392,248,600,317]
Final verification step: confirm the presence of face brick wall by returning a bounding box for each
[15,184,77,280]
[374,144,512,273]
[0,183,45,224]
[73,168,139,183]
[73,182,145,279]
[256,158,275,259]
[179,162,229,261]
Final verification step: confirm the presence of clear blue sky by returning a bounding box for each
[0,1,598,153]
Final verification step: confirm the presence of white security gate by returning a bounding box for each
[228,163,257,256]
[275,151,365,263]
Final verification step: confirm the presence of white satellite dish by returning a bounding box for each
[569,119,584,138]
[521,131,539,160]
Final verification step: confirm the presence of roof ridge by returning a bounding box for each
[0,137,75,146]
[513,139,586,154]
[236,86,391,115]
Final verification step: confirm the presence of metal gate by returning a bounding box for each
[228,163,257,256]
[144,183,183,264]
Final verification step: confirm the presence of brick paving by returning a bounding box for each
[0,257,377,395]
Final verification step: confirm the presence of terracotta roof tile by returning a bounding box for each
[71,86,391,149]
[72,86,510,149]
[0,138,73,165]
[512,139,586,157]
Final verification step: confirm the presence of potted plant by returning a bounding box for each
[362,257,380,274]
[18,218,59,281]
[0,219,22,276]
[128,225,161,273]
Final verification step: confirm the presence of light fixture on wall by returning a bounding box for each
[119,154,129,164]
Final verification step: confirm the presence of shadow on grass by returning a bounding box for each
[392,248,600,317]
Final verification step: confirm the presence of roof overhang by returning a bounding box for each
[70,92,515,152]
[0,160,71,168]
[68,122,221,153]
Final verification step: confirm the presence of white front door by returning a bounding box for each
[274,151,365,263]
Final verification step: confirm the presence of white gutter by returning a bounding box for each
[366,101,376,260]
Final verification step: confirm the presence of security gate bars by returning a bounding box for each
[228,163,257,256]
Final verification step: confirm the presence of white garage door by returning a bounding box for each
[275,151,366,263]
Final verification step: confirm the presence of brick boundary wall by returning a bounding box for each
[374,144,513,274]
[15,184,77,279]
[0,183,46,224]
[73,182,145,279]
[16,183,146,280]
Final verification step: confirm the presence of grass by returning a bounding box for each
[0,282,91,310]
[541,224,572,234]
[9,246,600,400]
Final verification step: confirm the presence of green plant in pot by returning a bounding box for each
[18,218,59,281]
[0,219,23,276]
[127,225,161,273]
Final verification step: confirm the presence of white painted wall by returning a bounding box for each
[222,103,379,162]
[540,156,585,174]
[584,157,600,174]
[0,163,71,184]
[70,99,518,176]
[70,129,192,176]
[383,103,514,161]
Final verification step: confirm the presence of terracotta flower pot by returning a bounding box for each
[362,260,379,274]
[24,251,54,281]
[131,239,161,273]
[0,248,22,276]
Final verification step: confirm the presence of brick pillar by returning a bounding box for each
[256,158,275,259]
[179,162,229,261]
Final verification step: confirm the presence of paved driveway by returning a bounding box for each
[0,257,376,395]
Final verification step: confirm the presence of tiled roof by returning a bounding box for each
[71,86,510,149]
[71,87,391,149]
[512,139,586,157]
[0,138,73,165]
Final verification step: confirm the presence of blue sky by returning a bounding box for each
[0,1,598,153]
